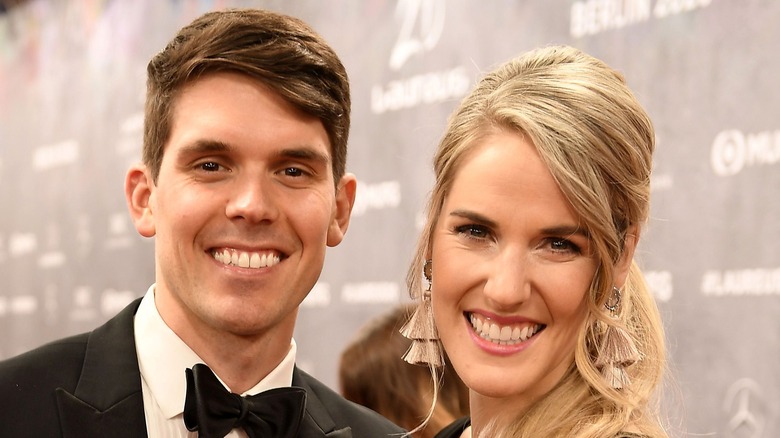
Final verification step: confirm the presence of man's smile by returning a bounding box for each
[211,248,283,269]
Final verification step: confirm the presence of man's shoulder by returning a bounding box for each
[0,331,90,389]
[0,331,91,371]
[0,296,142,393]
[0,331,91,433]
[0,299,143,435]
[295,368,405,434]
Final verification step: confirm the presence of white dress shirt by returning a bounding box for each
[134,285,297,437]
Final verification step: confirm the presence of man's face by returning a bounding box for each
[128,71,355,343]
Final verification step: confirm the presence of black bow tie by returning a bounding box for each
[183,363,307,438]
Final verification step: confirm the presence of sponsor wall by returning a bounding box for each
[1,0,778,436]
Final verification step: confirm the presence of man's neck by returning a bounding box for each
[153,289,297,394]
[193,334,292,394]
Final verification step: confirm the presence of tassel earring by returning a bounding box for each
[401,259,444,367]
[596,286,641,389]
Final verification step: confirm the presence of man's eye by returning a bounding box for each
[284,167,304,177]
[200,162,220,172]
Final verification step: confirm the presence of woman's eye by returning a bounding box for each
[549,238,580,254]
[455,224,490,239]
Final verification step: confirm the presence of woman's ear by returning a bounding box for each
[125,164,156,238]
[614,224,641,288]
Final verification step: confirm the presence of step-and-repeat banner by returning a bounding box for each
[1,1,778,436]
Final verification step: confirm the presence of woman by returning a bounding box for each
[339,304,469,438]
[401,45,668,437]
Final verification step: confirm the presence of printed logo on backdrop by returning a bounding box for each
[650,172,673,192]
[389,0,445,71]
[0,233,6,264]
[101,289,136,316]
[76,213,93,257]
[117,111,144,156]
[650,137,674,192]
[44,284,59,325]
[8,295,37,317]
[341,282,400,304]
[372,0,470,114]
[701,267,780,296]
[105,211,135,249]
[570,0,713,37]
[644,270,673,302]
[32,139,79,171]
[8,231,37,259]
[711,129,780,176]
[70,286,98,322]
[38,222,66,269]
[722,378,766,438]
[302,282,332,308]
[352,180,402,216]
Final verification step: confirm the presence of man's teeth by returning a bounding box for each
[213,249,280,269]
[469,313,542,345]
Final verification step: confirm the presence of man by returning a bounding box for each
[0,8,404,437]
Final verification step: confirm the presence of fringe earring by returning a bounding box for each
[595,286,641,389]
[400,259,444,367]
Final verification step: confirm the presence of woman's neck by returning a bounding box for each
[468,390,533,437]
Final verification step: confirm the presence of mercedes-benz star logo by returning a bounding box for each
[723,378,765,438]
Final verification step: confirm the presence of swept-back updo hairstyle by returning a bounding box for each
[408,45,667,437]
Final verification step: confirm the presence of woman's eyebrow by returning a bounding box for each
[541,225,589,238]
[448,209,497,229]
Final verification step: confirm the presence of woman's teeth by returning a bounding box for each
[469,313,543,345]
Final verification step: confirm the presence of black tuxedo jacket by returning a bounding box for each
[0,298,404,437]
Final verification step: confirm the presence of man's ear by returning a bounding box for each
[326,173,357,247]
[614,224,641,288]
[125,163,156,238]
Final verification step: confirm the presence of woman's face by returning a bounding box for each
[430,131,598,414]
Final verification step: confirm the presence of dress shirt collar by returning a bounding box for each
[134,285,297,419]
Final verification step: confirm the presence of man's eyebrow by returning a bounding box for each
[176,139,232,156]
[273,147,331,166]
[175,141,330,166]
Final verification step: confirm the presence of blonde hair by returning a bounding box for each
[408,46,667,437]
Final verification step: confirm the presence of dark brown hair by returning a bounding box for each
[339,304,469,438]
[143,8,350,183]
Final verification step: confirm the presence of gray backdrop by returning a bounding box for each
[1,0,778,436]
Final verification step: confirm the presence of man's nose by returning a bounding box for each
[225,176,280,224]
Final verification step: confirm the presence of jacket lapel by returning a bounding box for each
[56,298,148,438]
[53,299,353,437]
[293,368,352,438]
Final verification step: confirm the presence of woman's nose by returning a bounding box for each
[482,248,532,309]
